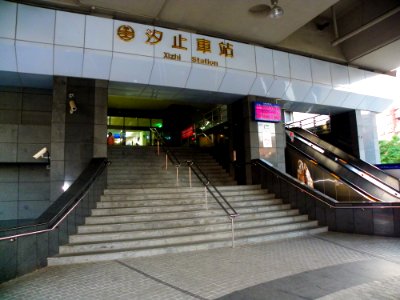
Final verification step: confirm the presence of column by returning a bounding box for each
[93,80,108,158]
[50,76,67,201]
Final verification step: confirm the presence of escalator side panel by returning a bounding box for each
[287,137,400,202]
[285,146,368,202]
[291,127,400,191]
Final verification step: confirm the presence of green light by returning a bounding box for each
[154,123,163,128]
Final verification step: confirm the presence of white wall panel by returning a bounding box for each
[54,45,83,77]
[153,27,191,62]
[218,69,256,95]
[266,76,290,98]
[330,63,349,87]
[82,49,112,80]
[16,41,53,75]
[303,84,331,104]
[0,1,17,39]
[348,67,365,84]
[17,5,55,44]
[322,89,349,106]
[0,38,17,72]
[284,80,312,102]
[185,65,225,91]
[255,47,273,75]
[357,96,376,111]
[289,54,311,82]
[225,41,256,72]
[341,93,365,109]
[371,98,394,113]
[85,16,113,51]
[113,21,154,57]
[110,52,153,84]
[149,58,191,88]
[358,96,392,112]
[310,59,331,85]
[250,74,274,96]
[272,50,290,78]
[55,11,85,47]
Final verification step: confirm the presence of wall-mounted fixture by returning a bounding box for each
[33,147,50,169]
[68,93,77,114]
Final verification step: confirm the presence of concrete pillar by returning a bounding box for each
[247,96,286,172]
[233,96,286,184]
[50,77,67,201]
[355,110,381,164]
[93,80,108,158]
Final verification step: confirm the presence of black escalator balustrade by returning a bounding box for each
[290,127,399,190]
[286,128,400,203]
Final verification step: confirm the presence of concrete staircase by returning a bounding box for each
[48,146,327,265]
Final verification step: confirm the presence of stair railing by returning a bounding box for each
[150,128,181,185]
[186,160,240,247]
[149,128,239,247]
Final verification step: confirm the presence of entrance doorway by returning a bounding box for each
[107,116,163,146]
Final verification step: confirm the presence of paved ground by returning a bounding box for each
[1,232,400,299]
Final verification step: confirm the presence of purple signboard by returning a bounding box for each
[253,102,281,122]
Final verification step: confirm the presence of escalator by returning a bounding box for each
[286,127,400,203]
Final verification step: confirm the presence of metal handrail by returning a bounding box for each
[0,158,109,241]
[150,127,239,246]
[186,160,239,218]
[253,159,400,209]
[285,114,330,129]
[150,127,181,168]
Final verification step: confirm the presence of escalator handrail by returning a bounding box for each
[286,142,382,203]
[287,129,400,201]
[253,159,400,209]
[0,158,109,241]
[289,127,400,190]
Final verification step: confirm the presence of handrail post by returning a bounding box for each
[205,186,208,210]
[165,153,168,170]
[231,217,235,248]
[189,166,192,188]
[157,140,160,156]
[177,165,179,185]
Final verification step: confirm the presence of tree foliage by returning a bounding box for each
[379,135,400,163]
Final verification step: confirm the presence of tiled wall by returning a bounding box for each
[0,88,52,220]
[0,79,107,220]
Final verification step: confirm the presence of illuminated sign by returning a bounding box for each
[181,126,194,139]
[253,102,281,122]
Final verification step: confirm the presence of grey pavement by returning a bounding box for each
[1,231,400,300]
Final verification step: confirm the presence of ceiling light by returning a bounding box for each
[270,0,284,19]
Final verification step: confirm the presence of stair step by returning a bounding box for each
[84,207,296,224]
[100,190,272,201]
[89,203,291,217]
[71,215,310,243]
[60,221,320,254]
[77,210,302,233]
[97,198,281,208]
[103,185,261,194]
[48,226,327,266]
